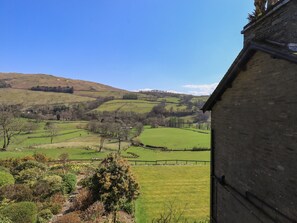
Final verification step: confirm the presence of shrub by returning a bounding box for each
[33,175,63,199]
[121,201,134,215]
[37,209,53,223]
[55,212,81,223]
[0,202,37,223]
[81,201,104,222]
[0,171,14,187]
[72,188,94,211]
[33,153,48,163]
[50,193,66,205]
[47,193,65,215]
[15,167,43,185]
[0,215,12,223]
[49,203,62,215]
[62,174,77,194]
[0,184,33,202]
[0,166,9,173]
[13,161,47,174]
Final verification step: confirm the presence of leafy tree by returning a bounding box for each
[91,153,140,223]
[44,122,59,144]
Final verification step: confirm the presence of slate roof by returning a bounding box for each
[202,41,297,112]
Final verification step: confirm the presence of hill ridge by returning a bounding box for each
[0,72,126,92]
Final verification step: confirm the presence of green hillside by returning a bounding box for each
[93,100,159,113]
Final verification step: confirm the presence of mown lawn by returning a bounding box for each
[133,165,210,223]
[139,127,210,149]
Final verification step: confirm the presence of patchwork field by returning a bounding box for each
[139,127,211,149]
[93,99,159,113]
[0,120,211,223]
[133,166,210,222]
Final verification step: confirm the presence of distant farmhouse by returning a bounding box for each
[202,0,297,222]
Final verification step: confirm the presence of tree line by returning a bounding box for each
[31,86,74,94]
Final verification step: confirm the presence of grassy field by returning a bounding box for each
[0,121,89,149]
[73,90,127,99]
[139,127,210,149]
[133,166,210,223]
[0,121,210,160]
[94,100,159,113]
[0,89,94,107]
[126,147,210,161]
[165,103,187,112]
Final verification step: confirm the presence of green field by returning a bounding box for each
[133,166,210,222]
[139,127,210,149]
[94,99,159,113]
[126,147,210,161]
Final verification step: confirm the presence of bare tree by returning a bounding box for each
[0,104,26,150]
[44,122,59,144]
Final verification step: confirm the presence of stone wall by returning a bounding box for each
[243,0,297,45]
[211,51,297,222]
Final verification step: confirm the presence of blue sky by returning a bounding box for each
[0,0,253,95]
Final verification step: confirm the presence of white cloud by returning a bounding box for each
[182,83,218,96]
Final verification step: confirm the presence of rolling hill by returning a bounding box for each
[0,72,128,107]
[0,72,124,92]
[0,72,209,115]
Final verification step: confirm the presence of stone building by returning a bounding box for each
[202,0,297,222]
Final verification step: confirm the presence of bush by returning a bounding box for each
[81,201,104,222]
[15,167,43,185]
[0,202,37,223]
[62,174,77,194]
[55,212,81,223]
[121,201,134,215]
[0,215,12,223]
[48,203,62,215]
[13,161,47,175]
[0,166,10,173]
[33,153,48,163]
[72,188,94,211]
[47,193,65,215]
[37,209,53,223]
[0,171,14,187]
[0,184,33,202]
[33,175,63,199]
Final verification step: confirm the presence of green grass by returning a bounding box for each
[139,127,210,149]
[74,90,127,99]
[94,100,159,113]
[157,97,180,103]
[165,103,187,112]
[133,166,210,223]
[0,147,108,160]
[126,147,210,161]
[0,121,89,149]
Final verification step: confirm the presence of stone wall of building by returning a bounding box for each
[243,0,297,45]
[211,51,297,222]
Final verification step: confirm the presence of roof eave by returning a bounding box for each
[201,42,297,112]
